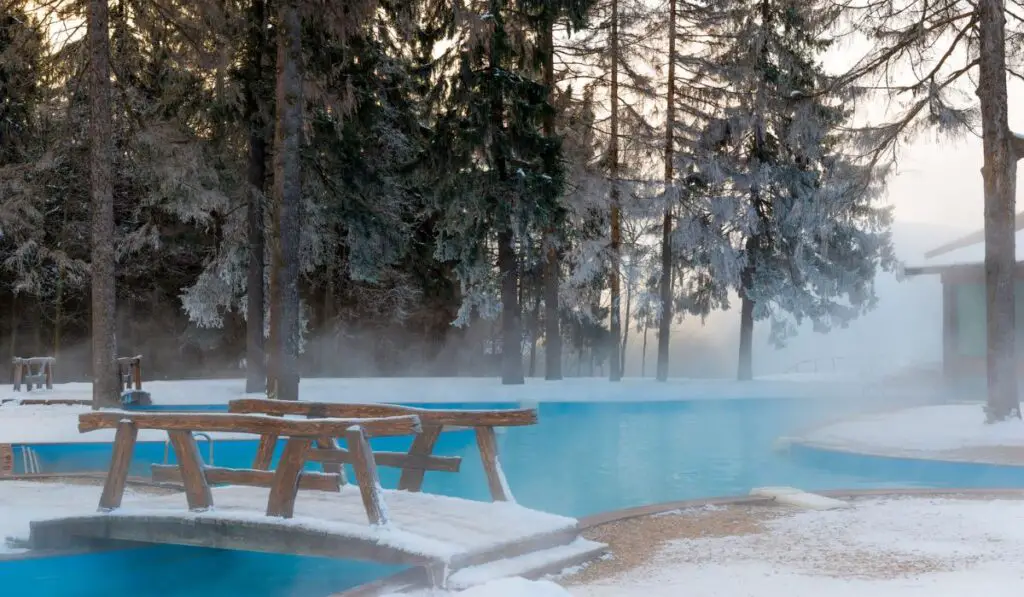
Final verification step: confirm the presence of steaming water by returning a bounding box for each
[5,398,1023,596]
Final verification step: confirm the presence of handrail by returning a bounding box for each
[228,398,538,428]
[231,398,536,503]
[79,410,422,438]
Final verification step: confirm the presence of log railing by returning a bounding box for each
[228,398,537,502]
[80,410,421,521]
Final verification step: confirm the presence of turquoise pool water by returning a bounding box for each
[4,398,1024,596]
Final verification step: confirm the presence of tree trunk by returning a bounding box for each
[270,0,303,401]
[498,231,524,384]
[490,0,524,386]
[528,293,541,377]
[245,0,268,395]
[88,0,119,408]
[656,0,677,383]
[608,0,622,383]
[737,291,754,381]
[620,266,632,376]
[541,14,562,381]
[978,0,1020,421]
[641,322,648,378]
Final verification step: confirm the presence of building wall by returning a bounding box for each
[953,281,1024,358]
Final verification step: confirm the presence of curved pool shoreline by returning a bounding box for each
[5,398,1017,597]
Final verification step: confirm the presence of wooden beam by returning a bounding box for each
[397,424,444,492]
[475,426,511,502]
[98,421,138,511]
[313,437,346,483]
[266,437,311,518]
[253,434,278,470]
[346,426,389,526]
[229,398,538,428]
[168,430,213,511]
[306,444,460,474]
[79,411,422,438]
[151,464,340,492]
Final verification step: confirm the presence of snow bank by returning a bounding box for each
[0,402,251,443]
[798,404,1024,458]
[1,375,882,409]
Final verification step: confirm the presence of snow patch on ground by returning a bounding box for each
[2,376,886,409]
[0,402,251,443]
[571,497,1024,597]
[376,497,1024,596]
[798,404,1024,458]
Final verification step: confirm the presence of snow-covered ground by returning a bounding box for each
[0,374,903,408]
[796,404,1024,463]
[396,496,1024,596]
[0,402,252,443]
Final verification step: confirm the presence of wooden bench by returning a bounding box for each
[79,410,421,521]
[12,357,55,391]
[115,356,143,391]
[228,398,538,503]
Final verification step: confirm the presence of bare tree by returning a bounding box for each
[840,0,1023,420]
[656,0,678,382]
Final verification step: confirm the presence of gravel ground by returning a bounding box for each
[562,494,1024,586]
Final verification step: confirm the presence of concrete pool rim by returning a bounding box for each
[334,487,1024,596]
[783,436,1024,469]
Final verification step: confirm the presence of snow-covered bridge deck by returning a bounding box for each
[28,485,581,567]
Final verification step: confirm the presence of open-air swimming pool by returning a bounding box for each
[4,398,1024,597]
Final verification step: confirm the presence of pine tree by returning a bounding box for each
[432,0,564,384]
[694,0,894,380]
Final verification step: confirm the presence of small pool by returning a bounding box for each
[4,398,1023,596]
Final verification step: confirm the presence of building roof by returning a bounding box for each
[905,212,1024,276]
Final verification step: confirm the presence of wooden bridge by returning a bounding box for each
[28,399,601,582]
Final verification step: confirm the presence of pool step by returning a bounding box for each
[750,486,852,510]
[446,538,607,591]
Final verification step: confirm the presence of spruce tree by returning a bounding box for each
[694,0,894,380]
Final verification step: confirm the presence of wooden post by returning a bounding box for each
[132,359,142,390]
[346,425,389,526]
[266,437,311,518]
[314,436,346,484]
[44,359,53,390]
[475,426,511,502]
[98,421,138,511]
[253,434,278,470]
[168,430,213,511]
[397,424,442,492]
[12,360,22,392]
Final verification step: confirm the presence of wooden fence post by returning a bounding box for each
[347,425,389,526]
[266,437,312,518]
[475,426,512,502]
[168,430,213,511]
[99,421,139,511]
